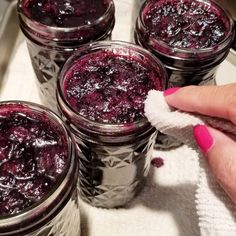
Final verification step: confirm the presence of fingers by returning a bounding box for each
[164,84,236,125]
[164,85,236,202]
[194,125,236,203]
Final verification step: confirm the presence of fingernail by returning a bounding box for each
[163,87,180,96]
[193,125,214,153]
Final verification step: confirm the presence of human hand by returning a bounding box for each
[164,84,236,203]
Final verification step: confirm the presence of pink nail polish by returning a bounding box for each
[193,125,214,153]
[163,87,180,96]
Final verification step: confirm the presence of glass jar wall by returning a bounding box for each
[57,41,167,208]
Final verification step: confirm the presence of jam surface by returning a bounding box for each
[0,104,68,216]
[63,50,164,124]
[143,0,228,49]
[22,0,109,27]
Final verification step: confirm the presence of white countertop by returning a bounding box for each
[1,1,236,236]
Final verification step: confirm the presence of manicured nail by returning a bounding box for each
[193,125,214,153]
[163,87,180,96]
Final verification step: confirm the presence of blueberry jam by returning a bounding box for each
[22,0,109,28]
[143,0,228,49]
[151,157,164,168]
[63,50,163,124]
[0,104,68,216]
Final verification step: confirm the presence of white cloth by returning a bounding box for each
[145,90,236,236]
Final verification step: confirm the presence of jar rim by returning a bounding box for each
[0,101,75,234]
[138,0,235,58]
[17,0,115,44]
[17,0,114,32]
[57,40,168,135]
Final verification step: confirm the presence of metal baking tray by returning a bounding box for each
[0,0,19,80]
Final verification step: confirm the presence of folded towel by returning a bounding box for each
[145,90,236,236]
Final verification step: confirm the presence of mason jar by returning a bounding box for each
[17,0,115,111]
[134,0,235,87]
[0,101,80,236]
[57,41,167,208]
[216,1,236,49]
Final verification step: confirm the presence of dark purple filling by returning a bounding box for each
[143,0,228,49]
[151,157,164,168]
[0,104,68,216]
[63,50,163,124]
[22,0,109,27]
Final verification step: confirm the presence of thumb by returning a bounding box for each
[194,125,236,203]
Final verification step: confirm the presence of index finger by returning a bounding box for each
[164,84,236,124]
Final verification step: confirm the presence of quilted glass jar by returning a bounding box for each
[17,0,115,111]
[233,23,236,50]
[134,0,235,87]
[57,41,167,208]
[0,101,80,236]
